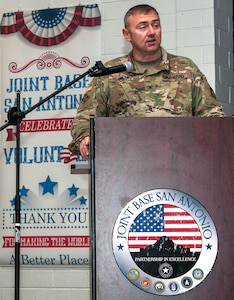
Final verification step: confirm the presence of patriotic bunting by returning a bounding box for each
[0,4,101,46]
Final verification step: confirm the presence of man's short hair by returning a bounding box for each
[124,4,159,28]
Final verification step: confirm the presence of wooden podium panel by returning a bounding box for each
[92,117,233,300]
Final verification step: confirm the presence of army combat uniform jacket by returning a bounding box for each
[69,47,224,154]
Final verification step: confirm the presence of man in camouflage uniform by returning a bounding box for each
[69,4,224,158]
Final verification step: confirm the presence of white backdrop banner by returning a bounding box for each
[0,4,101,267]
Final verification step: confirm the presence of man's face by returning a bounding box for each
[123,11,162,61]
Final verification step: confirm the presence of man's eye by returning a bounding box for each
[152,23,160,28]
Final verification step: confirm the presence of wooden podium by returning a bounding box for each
[90,117,234,300]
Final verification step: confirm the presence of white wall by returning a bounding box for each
[0,1,233,300]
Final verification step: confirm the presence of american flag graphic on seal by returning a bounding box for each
[128,204,202,253]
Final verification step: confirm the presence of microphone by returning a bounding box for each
[91,61,133,77]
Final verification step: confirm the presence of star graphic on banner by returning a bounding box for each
[39,176,58,195]
[10,197,15,206]
[206,243,212,250]
[20,185,30,197]
[68,184,79,196]
[117,244,124,250]
[79,196,87,205]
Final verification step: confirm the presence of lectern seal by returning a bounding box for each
[112,189,218,296]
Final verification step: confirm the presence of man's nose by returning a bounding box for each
[148,25,156,34]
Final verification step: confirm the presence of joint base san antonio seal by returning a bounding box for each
[112,189,218,296]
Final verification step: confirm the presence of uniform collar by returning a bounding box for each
[128,47,170,75]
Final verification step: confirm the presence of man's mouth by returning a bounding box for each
[146,39,156,45]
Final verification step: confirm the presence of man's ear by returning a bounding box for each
[122,28,131,42]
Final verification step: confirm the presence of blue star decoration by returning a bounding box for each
[68,184,79,196]
[20,185,30,197]
[8,177,88,206]
[10,197,15,206]
[39,175,58,195]
[117,244,124,250]
[206,243,212,250]
[79,196,87,205]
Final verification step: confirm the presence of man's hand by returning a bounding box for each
[80,136,90,159]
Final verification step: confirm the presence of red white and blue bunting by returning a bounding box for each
[0,4,101,46]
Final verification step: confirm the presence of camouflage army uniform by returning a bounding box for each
[69,47,224,154]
